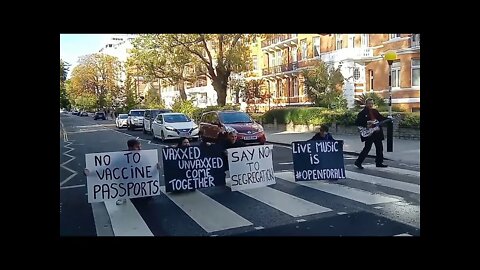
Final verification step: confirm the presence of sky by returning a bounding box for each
[60,34,112,78]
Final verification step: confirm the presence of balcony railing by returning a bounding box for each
[262,61,301,76]
[410,34,420,48]
[320,48,373,63]
[262,34,297,48]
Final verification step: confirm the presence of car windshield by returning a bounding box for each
[164,114,190,123]
[119,115,128,119]
[130,111,144,116]
[96,112,104,116]
[220,112,253,124]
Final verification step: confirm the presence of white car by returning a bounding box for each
[152,113,199,142]
[116,114,128,128]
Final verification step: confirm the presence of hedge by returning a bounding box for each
[262,107,420,129]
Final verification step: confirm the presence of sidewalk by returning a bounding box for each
[265,129,420,165]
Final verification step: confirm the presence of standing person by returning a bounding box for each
[354,98,389,169]
[309,124,335,141]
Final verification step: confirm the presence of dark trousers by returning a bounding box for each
[356,138,384,165]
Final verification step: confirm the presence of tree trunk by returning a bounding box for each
[212,77,228,106]
[178,79,187,100]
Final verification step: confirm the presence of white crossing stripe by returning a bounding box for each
[346,170,420,194]
[275,172,400,205]
[160,187,253,233]
[394,233,413,237]
[239,187,332,217]
[104,199,153,236]
[363,164,420,178]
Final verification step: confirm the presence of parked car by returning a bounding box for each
[199,110,266,144]
[127,109,145,130]
[80,111,89,117]
[152,113,199,142]
[94,112,106,120]
[143,109,173,134]
[116,114,128,128]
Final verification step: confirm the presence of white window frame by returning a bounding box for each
[336,34,343,50]
[369,69,374,91]
[313,36,320,57]
[361,34,369,47]
[292,46,297,62]
[276,50,282,66]
[270,53,275,68]
[300,39,307,60]
[252,55,258,71]
[411,58,420,88]
[390,34,401,40]
[391,68,401,89]
[353,67,361,81]
[293,77,299,97]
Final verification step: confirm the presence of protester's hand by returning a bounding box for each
[84,168,90,176]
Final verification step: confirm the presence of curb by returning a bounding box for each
[266,141,391,161]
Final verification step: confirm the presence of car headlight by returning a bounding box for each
[256,125,264,132]
[192,125,198,130]
[165,126,176,131]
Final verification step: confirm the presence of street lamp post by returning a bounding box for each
[384,50,397,152]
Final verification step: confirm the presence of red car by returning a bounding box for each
[199,111,266,144]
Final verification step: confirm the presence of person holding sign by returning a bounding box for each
[309,124,335,141]
[176,137,190,148]
[84,138,160,205]
[354,98,389,169]
[216,127,246,172]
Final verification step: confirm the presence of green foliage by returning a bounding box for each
[171,97,197,118]
[355,92,387,111]
[302,61,345,108]
[143,85,165,109]
[75,93,97,111]
[398,112,420,129]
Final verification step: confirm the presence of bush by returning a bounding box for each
[355,92,387,110]
[398,112,420,129]
[171,97,196,118]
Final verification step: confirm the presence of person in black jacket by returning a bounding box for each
[354,98,389,169]
[309,124,335,141]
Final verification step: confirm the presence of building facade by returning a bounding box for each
[248,33,420,112]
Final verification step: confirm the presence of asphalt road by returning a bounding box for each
[60,113,420,236]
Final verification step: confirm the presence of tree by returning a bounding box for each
[75,93,97,111]
[60,59,71,109]
[143,84,165,109]
[167,34,257,106]
[242,79,267,113]
[302,61,345,109]
[69,53,122,110]
[129,35,199,101]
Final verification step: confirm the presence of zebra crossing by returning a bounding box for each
[91,165,420,236]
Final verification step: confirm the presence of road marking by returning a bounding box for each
[346,170,420,194]
[363,164,420,177]
[394,233,413,237]
[160,187,252,233]
[337,212,347,215]
[275,171,400,205]
[60,141,78,187]
[272,144,292,149]
[278,162,293,165]
[104,199,153,236]
[296,219,307,222]
[60,184,85,190]
[91,202,114,236]
[239,187,332,217]
[255,226,264,230]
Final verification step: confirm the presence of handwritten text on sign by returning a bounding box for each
[227,145,275,191]
[292,140,346,181]
[85,149,160,203]
[162,146,226,192]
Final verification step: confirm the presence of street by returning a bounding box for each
[60,113,420,236]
